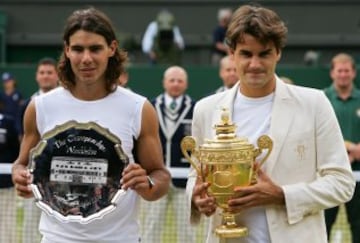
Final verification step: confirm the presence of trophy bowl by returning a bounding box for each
[29,121,129,224]
[181,108,273,238]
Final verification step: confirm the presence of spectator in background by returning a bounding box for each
[0,99,20,243]
[215,55,238,93]
[324,53,360,243]
[304,50,320,66]
[21,57,59,243]
[141,66,196,243]
[31,57,59,97]
[211,8,232,66]
[142,10,185,65]
[18,57,59,138]
[0,72,24,119]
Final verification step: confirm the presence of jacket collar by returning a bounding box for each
[213,77,295,173]
[155,93,192,139]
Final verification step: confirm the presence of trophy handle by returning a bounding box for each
[256,135,273,167]
[180,136,201,175]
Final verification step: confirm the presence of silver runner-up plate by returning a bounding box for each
[28,121,129,224]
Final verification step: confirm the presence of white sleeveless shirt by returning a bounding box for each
[35,86,146,243]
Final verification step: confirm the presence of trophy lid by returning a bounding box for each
[201,108,251,150]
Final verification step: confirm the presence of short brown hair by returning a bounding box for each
[225,5,287,52]
[38,57,57,67]
[330,53,356,70]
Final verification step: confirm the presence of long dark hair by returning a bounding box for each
[57,7,127,92]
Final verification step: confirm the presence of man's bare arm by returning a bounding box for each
[121,101,170,201]
[12,100,41,198]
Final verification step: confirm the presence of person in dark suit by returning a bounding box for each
[211,8,233,65]
[140,66,198,243]
[0,99,20,242]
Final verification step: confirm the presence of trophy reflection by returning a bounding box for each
[181,108,273,238]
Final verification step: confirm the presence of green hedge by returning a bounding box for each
[0,64,353,101]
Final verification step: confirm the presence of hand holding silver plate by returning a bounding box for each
[29,121,129,224]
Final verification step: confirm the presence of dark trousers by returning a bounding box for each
[325,182,360,243]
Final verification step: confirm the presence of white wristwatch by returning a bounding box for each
[147,175,155,189]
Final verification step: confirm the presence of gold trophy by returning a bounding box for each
[181,108,273,238]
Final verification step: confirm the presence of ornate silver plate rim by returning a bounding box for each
[29,120,128,224]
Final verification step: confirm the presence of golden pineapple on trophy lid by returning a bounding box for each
[181,108,273,238]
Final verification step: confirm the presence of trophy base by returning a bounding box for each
[215,225,248,238]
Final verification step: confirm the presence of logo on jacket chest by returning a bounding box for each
[294,143,307,160]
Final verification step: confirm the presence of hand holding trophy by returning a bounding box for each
[181,108,273,239]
